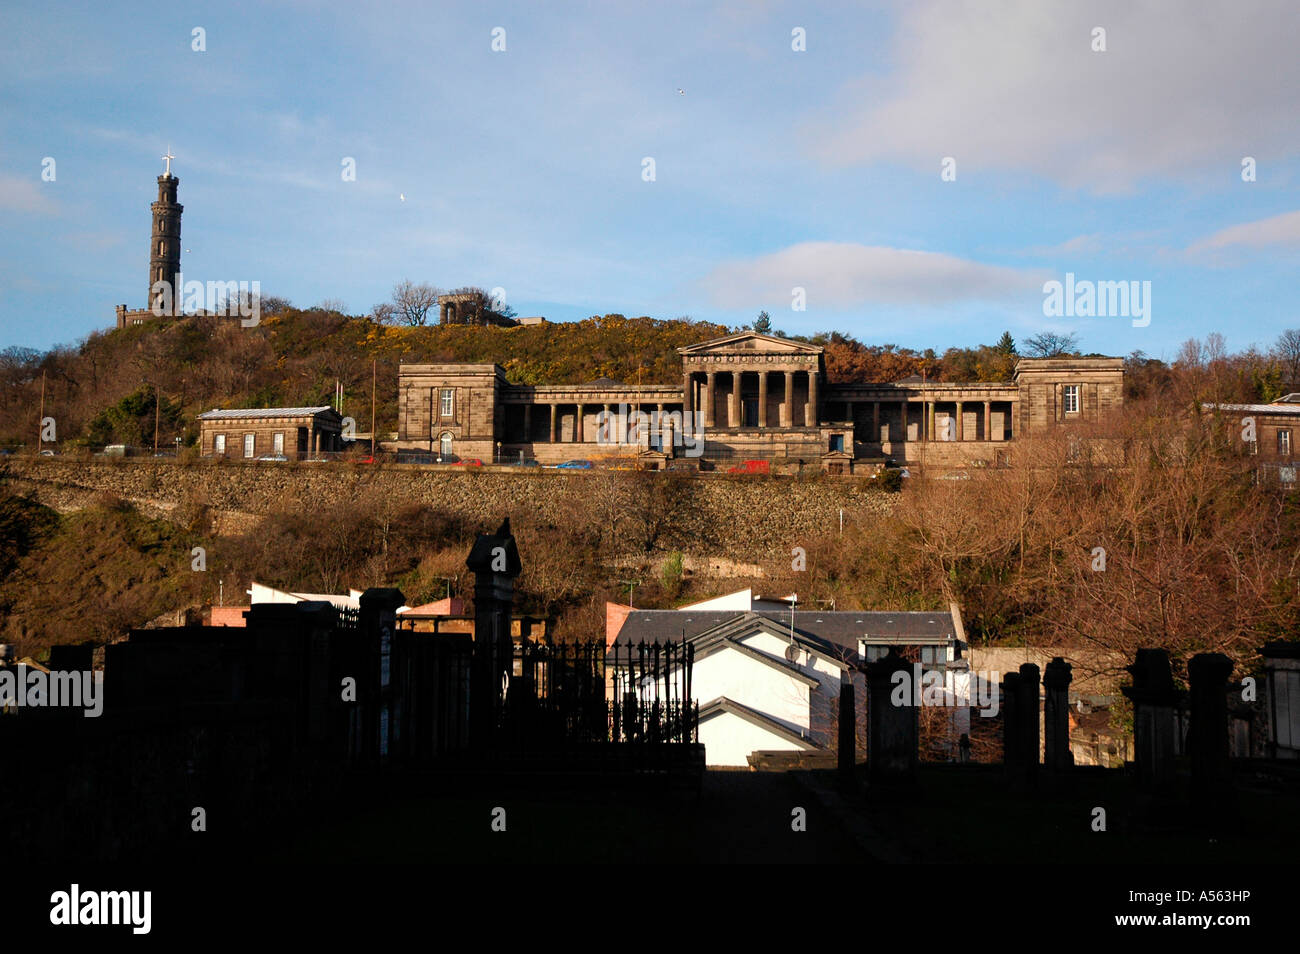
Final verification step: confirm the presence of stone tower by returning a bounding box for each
[148,157,182,314]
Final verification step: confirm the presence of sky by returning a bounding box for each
[2,0,1298,360]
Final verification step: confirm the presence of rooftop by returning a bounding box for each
[197,406,337,420]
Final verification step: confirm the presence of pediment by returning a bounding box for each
[679,331,823,356]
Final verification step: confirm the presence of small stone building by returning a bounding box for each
[197,406,344,460]
[1205,393,1300,486]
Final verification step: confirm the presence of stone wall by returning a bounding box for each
[5,458,897,559]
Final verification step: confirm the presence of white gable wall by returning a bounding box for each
[699,710,809,767]
[691,646,812,736]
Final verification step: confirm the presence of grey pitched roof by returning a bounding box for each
[197,406,336,420]
[612,609,955,656]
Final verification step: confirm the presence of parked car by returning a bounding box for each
[39,449,56,457]
[727,460,770,475]
[454,458,483,467]
[553,459,593,469]
[508,458,540,467]
[257,454,289,462]
[882,461,911,478]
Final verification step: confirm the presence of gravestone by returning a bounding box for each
[865,649,917,784]
[1122,649,1183,792]
[1187,653,1234,811]
[1043,657,1074,772]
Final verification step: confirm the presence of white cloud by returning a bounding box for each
[809,0,1300,193]
[700,242,1041,309]
[1189,209,1300,253]
[0,174,58,215]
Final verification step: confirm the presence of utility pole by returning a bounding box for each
[37,369,45,452]
[153,383,160,454]
[371,359,377,454]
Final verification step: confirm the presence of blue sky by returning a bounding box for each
[2,0,1298,359]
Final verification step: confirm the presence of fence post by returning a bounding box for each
[838,669,857,789]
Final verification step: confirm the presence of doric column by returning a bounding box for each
[758,371,768,428]
[730,370,741,428]
[984,401,991,441]
[782,371,794,427]
[523,404,532,442]
[872,401,880,442]
[575,403,584,442]
[704,371,716,428]
[682,370,693,415]
[548,404,557,443]
[954,401,963,441]
[807,369,819,426]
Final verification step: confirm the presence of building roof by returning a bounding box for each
[1202,402,1300,416]
[611,608,956,655]
[678,330,823,355]
[197,406,337,420]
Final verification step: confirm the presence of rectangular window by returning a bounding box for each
[273,432,284,456]
[243,433,255,458]
[1063,384,1080,414]
[214,434,226,455]
[440,388,454,417]
[1280,429,1292,457]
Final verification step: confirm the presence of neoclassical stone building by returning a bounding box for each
[396,331,1124,471]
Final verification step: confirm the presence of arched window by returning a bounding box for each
[439,433,453,460]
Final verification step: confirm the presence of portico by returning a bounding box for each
[395,332,1125,472]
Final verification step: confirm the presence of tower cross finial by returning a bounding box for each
[162,147,175,178]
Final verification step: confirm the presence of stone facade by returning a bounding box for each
[1206,394,1300,485]
[196,406,344,460]
[437,293,518,327]
[396,331,1126,470]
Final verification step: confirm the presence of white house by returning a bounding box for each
[608,592,962,767]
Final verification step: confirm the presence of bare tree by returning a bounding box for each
[1022,332,1079,358]
[1273,328,1300,391]
[374,281,440,326]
